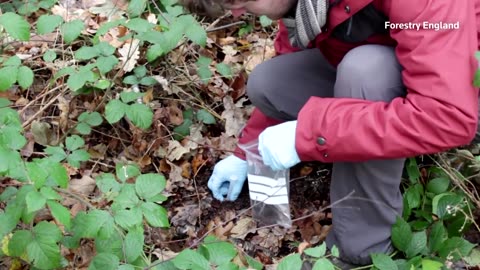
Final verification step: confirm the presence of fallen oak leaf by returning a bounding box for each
[118,39,140,72]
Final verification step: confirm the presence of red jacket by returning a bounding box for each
[234,0,479,163]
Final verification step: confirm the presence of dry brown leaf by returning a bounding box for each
[180,161,191,179]
[68,175,96,196]
[118,39,140,72]
[230,217,256,239]
[152,76,173,94]
[221,96,248,137]
[298,241,311,254]
[166,140,189,161]
[167,102,183,125]
[152,249,178,261]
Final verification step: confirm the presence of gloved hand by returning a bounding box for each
[207,155,248,201]
[258,120,301,171]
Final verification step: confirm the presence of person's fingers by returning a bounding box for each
[220,182,229,196]
[227,180,242,201]
[208,174,225,201]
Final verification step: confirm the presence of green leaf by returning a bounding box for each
[196,109,216,124]
[426,177,450,194]
[95,42,116,56]
[474,69,480,87]
[216,63,232,78]
[116,163,141,182]
[125,230,144,263]
[185,22,207,47]
[421,259,443,270]
[123,75,139,85]
[173,118,192,140]
[17,66,34,90]
[392,217,413,252]
[45,146,67,162]
[127,0,147,17]
[88,253,120,270]
[96,55,119,74]
[0,98,11,108]
[331,245,340,257]
[79,111,103,126]
[134,65,147,77]
[0,12,30,41]
[259,15,273,27]
[135,173,166,200]
[43,50,57,62]
[200,236,237,266]
[405,184,422,210]
[37,15,63,34]
[45,161,69,188]
[26,161,48,188]
[111,184,140,211]
[406,158,420,184]
[27,221,62,269]
[245,254,263,270]
[198,66,212,83]
[26,190,46,213]
[96,173,121,193]
[141,202,170,228]
[89,210,115,239]
[105,99,126,124]
[139,76,158,86]
[60,19,85,43]
[277,253,302,270]
[126,103,153,130]
[75,122,91,135]
[1,126,27,150]
[437,237,475,261]
[0,186,17,201]
[312,258,334,270]
[464,247,480,268]
[94,79,111,89]
[68,149,90,168]
[146,44,164,62]
[4,56,21,67]
[0,66,18,91]
[75,46,99,60]
[172,249,210,270]
[9,230,33,257]
[120,91,144,103]
[304,242,326,258]
[114,208,143,229]
[432,193,465,219]
[47,200,71,230]
[125,18,154,33]
[405,231,427,258]
[67,69,95,91]
[371,253,398,270]
[428,222,447,253]
[66,135,85,151]
[40,187,62,200]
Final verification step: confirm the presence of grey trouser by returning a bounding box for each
[246,45,405,265]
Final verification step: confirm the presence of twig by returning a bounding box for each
[207,21,246,32]
[22,89,65,129]
[192,158,209,226]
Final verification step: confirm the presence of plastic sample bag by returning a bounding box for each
[238,140,292,228]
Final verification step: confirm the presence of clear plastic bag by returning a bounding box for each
[238,139,292,228]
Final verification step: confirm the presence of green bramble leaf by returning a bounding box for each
[95,42,116,56]
[0,12,30,41]
[216,62,232,78]
[66,135,85,151]
[259,15,273,27]
[120,91,144,103]
[196,109,216,124]
[125,18,154,33]
[126,103,153,130]
[17,66,34,90]
[26,222,62,269]
[199,236,237,266]
[173,249,210,270]
[135,173,166,200]
[60,19,85,43]
[304,243,326,258]
[96,55,119,74]
[116,163,141,182]
[391,216,412,252]
[47,200,72,230]
[75,46,99,60]
[43,50,57,62]
[312,258,334,270]
[68,149,90,168]
[185,21,207,47]
[37,15,63,34]
[78,111,103,126]
[277,253,302,270]
[127,0,147,17]
[105,99,127,124]
[141,202,169,228]
[371,253,398,270]
[125,229,144,263]
[421,259,443,270]
[0,66,18,92]
[75,122,92,135]
[88,253,120,270]
[26,190,46,213]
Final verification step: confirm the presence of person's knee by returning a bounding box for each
[246,61,275,107]
[335,45,404,102]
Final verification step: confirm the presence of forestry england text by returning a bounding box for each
[385,21,460,31]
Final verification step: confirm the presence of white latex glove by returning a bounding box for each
[258,120,301,171]
[207,155,248,201]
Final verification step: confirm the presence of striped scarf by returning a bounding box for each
[282,0,329,49]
